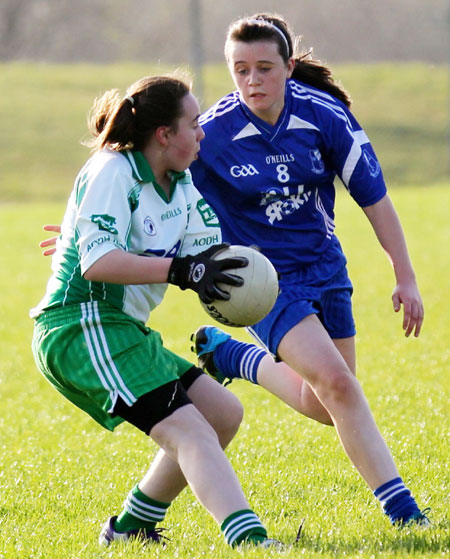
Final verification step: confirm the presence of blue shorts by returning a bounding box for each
[248,257,356,357]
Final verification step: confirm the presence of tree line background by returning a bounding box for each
[1,0,449,201]
[1,0,449,64]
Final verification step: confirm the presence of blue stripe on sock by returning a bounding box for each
[215,340,266,385]
[374,477,402,498]
[240,347,266,384]
[374,477,420,524]
[374,477,406,504]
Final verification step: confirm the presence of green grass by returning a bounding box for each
[1,184,449,558]
[0,61,448,203]
[336,64,449,187]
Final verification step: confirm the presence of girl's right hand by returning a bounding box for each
[40,225,61,256]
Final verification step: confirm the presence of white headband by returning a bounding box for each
[246,19,290,54]
[125,95,135,106]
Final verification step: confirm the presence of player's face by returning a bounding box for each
[166,92,205,171]
[227,40,294,125]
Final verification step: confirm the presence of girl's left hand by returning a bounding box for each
[40,225,61,256]
[392,281,424,337]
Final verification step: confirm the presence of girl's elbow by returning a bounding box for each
[83,264,103,282]
[83,268,95,281]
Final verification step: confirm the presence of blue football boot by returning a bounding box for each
[191,325,232,385]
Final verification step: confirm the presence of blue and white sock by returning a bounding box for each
[214,339,266,384]
[374,477,421,524]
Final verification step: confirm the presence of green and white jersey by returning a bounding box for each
[31,149,221,323]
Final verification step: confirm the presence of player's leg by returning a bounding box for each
[258,336,356,424]
[192,326,357,425]
[279,315,398,487]
[332,336,356,375]
[257,357,333,425]
[193,319,427,526]
[188,372,244,446]
[193,317,392,484]
[278,315,427,525]
[151,403,280,547]
[192,325,334,424]
[138,373,243,502]
[256,262,357,425]
[150,403,248,521]
[102,380,274,547]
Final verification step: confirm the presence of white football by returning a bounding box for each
[200,245,279,327]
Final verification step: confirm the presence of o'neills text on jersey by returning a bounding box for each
[265,154,295,164]
[161,208,182,221]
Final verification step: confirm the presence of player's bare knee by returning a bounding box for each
[316,367,359,406]
[187,375,244,444]
[151,404,219,460]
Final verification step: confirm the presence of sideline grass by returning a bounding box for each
[0,184,449,558]
[0,61,448,202]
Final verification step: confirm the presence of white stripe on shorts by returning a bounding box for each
[80,301,136,408]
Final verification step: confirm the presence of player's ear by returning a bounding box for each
[286,57,295,79]
[155,125,171,146]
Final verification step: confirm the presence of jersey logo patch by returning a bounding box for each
[143,216,157,236]
[310,149,325,174]
[230,164,259,178]
[260,186,312,225]
[362,149,381,177]
[197,199,220,228]
[90,214,118,234]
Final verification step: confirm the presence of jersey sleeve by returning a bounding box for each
[74,154,133,275]
[178,174,222,257]
[322,104,387,207]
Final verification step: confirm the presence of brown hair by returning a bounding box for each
[86,75,191,152]
[225,13,352,108]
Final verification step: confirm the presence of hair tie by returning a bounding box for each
[246,19,290,55]
[125,95,135,107]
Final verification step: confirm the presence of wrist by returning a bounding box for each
[168,257,185,287]
[394,267,416,285]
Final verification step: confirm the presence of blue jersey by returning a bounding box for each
[190,79,387,274]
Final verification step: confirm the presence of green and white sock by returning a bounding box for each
[114,484,170,533]
[221,509,267,546]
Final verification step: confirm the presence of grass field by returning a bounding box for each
[0,61,448,202]
[1,183,449,558]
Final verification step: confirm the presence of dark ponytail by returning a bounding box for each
[225,13,352,108]
[291,52,352,107]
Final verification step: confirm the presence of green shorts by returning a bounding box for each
[32,301,193,431]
